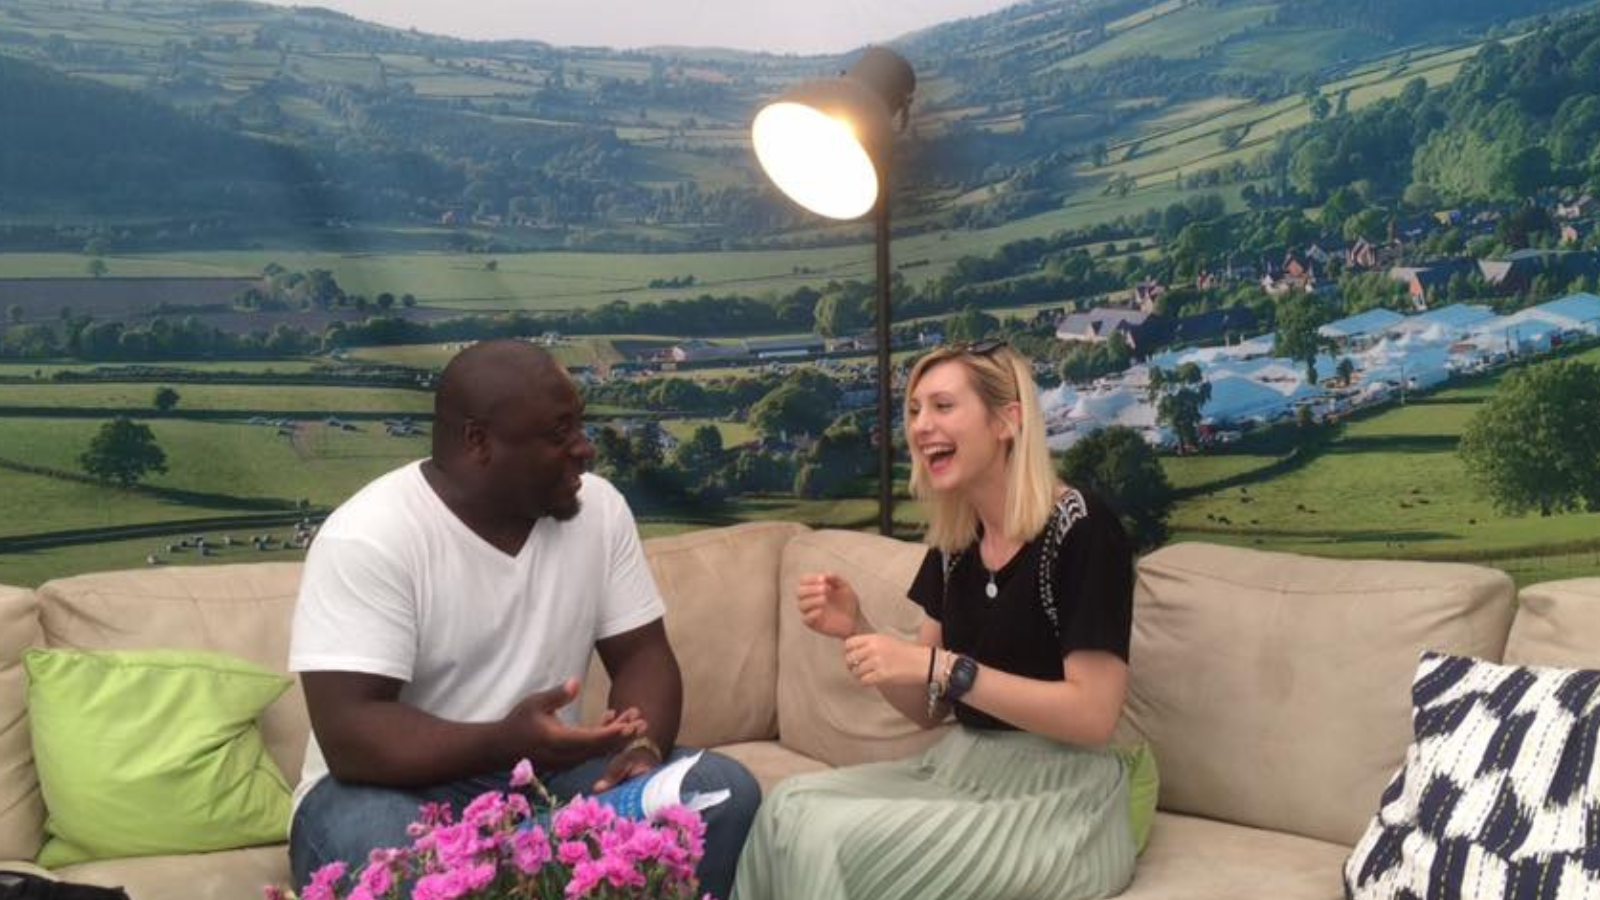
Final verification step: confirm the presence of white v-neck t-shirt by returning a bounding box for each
[288,461,665,811]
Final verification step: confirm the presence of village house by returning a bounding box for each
[1132,278,1165,312]
[670,338,748,364]
[1055,307,1160,348]
[1387,257,1478,309]
[1260,252,1324,295]
[744,335,825,360]
[1554,195,1595,220]
[1478,249,1600,295]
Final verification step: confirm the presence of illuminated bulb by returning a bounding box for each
[752,102,880,220]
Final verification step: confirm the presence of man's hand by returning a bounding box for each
[591,740,662,793]
[842,634,928,688]
[796,572,862,639]
[502,677,647,770]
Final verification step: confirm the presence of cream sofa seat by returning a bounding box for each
[4,525,1596,900]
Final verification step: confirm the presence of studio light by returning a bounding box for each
[752,47,915,535]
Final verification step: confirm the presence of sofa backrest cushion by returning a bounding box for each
[775,529,952,766]
[1504,577,1600,668]
[581,522,806,747]
[33,564,307,786]
[1123,542,1516,847]
[0,585,44,862]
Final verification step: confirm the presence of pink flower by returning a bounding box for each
[411,871,465,900]
[267,782,710,900]
[432,822,499,869]
[511,826,552,874]
[505,793,532,820]
[655,804,706,842]
[624,825,670,863]
[461,791,506,829]
[367,847,406,868]
[356,859,394,897]
[459,862,497,892]
[408,801,455,838]
[509,759,535,788]
[597,853,646,889]
[558,839,591,866]
[553,796,615,839]
[410,863,492,900]
[658,842,696,883]
[564,859,605,900]
[301,861,346,900]
[262,887,288,900]
[597,817,639,856]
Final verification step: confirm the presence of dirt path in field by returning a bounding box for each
[289,423,315,460]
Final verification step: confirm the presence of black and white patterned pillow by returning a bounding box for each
[1345,652,1600,900]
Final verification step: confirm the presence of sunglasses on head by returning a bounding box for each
[948,338,1008,356]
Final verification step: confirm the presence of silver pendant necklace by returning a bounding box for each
[985,568,999,599]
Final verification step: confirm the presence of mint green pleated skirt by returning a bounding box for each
[732,727,1136,900]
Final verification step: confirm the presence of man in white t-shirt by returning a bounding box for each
[287,340,758,899]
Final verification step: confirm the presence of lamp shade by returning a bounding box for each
[752,47,915,221]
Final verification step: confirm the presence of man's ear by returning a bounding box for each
[462,417,491,464]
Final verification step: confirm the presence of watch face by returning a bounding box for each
[949,655,978,699]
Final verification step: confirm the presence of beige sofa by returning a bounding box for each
[3,521,1599,900]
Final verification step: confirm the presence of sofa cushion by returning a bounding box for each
[581,522,806,748]
[1118,812,1344,900]
[710,740,830,797]
[53,844,291,900]
[1123,542,1515,846]
[1505,578,1600,669]
[1344,651,1600,900]
[25,648,292,868]
[776,529,952,767]
[0,585,43,863]
[34,564,307,786]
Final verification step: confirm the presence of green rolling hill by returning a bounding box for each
[2,0,1597,258]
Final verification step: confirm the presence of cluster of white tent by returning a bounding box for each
[1040,292,1600,451]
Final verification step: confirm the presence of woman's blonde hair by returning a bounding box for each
[904,343,1059,552]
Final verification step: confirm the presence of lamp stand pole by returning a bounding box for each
[874,185,894,537]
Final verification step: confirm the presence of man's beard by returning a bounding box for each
[550,497,582,522]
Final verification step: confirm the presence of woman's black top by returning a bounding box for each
[907,487,1135,731]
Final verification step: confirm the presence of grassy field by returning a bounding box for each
[0,383,434,413]
[0,465,263,538]
[659,418,758,448]
[1162,345,1600,584]
[0,417,430,507]
[0,359,330,377]
[0,182,1208,315]
[0,531,307,588]
[0,489,928,586]
[346,340,625,370]
[9,342,1600,589]
[1060,3,1278,70]
[1072,38,1491,205]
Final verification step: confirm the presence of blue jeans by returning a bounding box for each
[289,749,759,900]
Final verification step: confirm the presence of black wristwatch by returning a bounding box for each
[945,654,979,703]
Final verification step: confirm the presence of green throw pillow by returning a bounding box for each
[24,648,293,867]
[1116,742,1160,855]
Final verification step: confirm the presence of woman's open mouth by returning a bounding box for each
[922,443,956,476]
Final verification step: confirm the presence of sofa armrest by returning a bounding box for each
[0,861,55,879]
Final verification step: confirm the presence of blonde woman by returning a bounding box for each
[733,341,1138,900]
